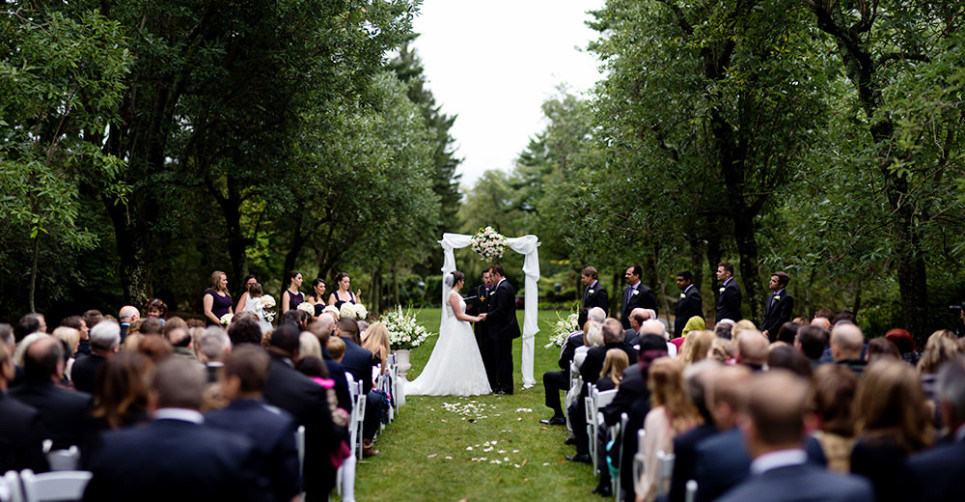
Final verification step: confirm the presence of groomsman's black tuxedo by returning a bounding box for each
[466,283,496,386]
[715,277,742,322]
[760,289,794,338]
[620,281,657,329]
[674,284,703,338]
[583,281,609,315]
[487,277,521,394]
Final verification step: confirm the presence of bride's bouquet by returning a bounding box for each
[470,226,508,262]
[340,302,368,320]
[545,309,580,348]
[382,306,431,350]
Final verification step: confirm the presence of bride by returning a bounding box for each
[406,271,492,396]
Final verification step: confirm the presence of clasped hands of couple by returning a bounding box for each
[473,313,488,323]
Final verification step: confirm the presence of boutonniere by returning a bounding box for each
[588,289,595,295]
[774,295,781,301]
[719,287,725,293]
[632,290,639,296]
[679,293,686,299]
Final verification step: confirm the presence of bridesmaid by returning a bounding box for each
[328,272,361,308]
[281,270,304,314]
[306,278,327,317]
[203,271,232,326]
[234,274,258,314]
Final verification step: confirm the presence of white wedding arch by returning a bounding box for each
[439,233,540,389]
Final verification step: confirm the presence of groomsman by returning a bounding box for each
[674,270,703,338]
[466,268,496,388]
[760,272,794,340]
[581,267,609,315]
[620,265,657,329]
[715,262,742,322]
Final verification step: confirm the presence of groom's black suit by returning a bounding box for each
[466,284,496,388]
[487,277,520,394]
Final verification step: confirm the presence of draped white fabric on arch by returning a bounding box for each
[439,233,540,388]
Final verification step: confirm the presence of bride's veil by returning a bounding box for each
[440,272,456,335]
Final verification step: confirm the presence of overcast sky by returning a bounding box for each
[411,0,606,189]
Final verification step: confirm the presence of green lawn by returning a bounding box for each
[346,308,599,501]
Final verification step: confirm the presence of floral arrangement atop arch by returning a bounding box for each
[470,226,508,262]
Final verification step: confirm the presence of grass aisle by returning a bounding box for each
[349,308,596,501]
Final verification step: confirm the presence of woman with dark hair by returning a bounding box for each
[280,270,304,314]
[774,321,800,345]
[866,337,900,363]
[233,274,258,314]
[306,278,327,317]
[850,359,934,502]
[328,272,361,308]
[202,271,232,327]
[91,352,153,429]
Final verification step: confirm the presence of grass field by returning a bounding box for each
[346,308,599,501]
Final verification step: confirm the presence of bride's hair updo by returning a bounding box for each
[445,271,465,287]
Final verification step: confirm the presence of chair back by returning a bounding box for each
[656,451,675,496]
[295,426,306,476]
[596,388,617,409]
[19,470,91,502]
[46,447,80,472]
[1,471,21,502]
[685,480,698,502]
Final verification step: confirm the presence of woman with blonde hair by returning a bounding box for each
[707,337,736,363]
[597,348,629,391]
[918,329,960,428]
[637,358,701,501]
[52,326,81,380]
[809,364,858,473]
[850,359,934,502]
[362,322,391,375]
[679,330,715,365]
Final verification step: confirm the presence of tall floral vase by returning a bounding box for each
[395,349,412,380]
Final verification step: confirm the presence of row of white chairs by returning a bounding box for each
[1,470,90,502]
[631,442,697,501]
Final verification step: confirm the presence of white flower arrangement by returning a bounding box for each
[340,302,368,320]
[545,310,580,348]
[260,294,277,322]
[219,313,234,326]
[321,305,340,319]
[296,301,316,317]
[470,226,508,262]
[381,306,432,351]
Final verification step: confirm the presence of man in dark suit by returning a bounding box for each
[466,267,496,387]
[0,343,48,473]
[714,262,742,322]
[263,324,339,500]
[908,356,965,502]
[621,265,657,329]
[674,270,703,338]
[715,371,873,502]
[83,357,268,502]
[540,309,588,426]
[581,266,609,315]
[485,264,521,395]
[206,345,300,502]
[760,271,794,340]
[693,365,753,502]
[9,336,94,454]
[71,320,120,393]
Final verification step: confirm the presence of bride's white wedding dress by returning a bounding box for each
[405,292,491,396]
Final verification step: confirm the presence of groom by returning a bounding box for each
[485,264,520,395]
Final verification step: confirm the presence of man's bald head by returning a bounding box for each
[737,330,768,366]
[603,318,625,344]
[706,365,752,429]
[831,323,864,361]
[811,317,831,331]
[119,305,140,323]
[745,370,810,456]
[587,307,607,324]
[640,319,666,338]
[630,308,648,329]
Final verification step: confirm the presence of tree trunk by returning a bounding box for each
[29,235,39,313]
[222,176,249,287]
[283,206,308,285]
[733,212,762,323]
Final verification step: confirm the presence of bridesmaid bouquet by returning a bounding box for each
[470,226,508,262]
[545,310,579,348]
[261,295,277,322]
[219,313,234,326]
[382,306,431,350]
[340,303,368,320]
[296,302,316,317]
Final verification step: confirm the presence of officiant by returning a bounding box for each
[465,267,496,389]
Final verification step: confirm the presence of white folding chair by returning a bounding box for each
[685,480,698,502]
[353,380,366,460]
[611,413,629,500]
[632,429,646,495]
[19,470,91,502]
[46,446,80,472]
[2,470,22,502]
[584,385,598,472]
[294,426,305,500]
[656,451,675,497]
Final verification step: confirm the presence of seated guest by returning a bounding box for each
[808,364,858,473]
[850,359,934,502]
[716,371,873,502]
[199,327,232,383]
[865,337,900,364]
[918,330,961,429]
[597,348,629,391]
[907,356,965,501]
[263,323,339,499]
[831,324,867,378]
[16,313,46,342]
[0,342,48,473]
[118,305,140,340]
[52,326,81,382]
[666,360,719,502]
[90,352,152,430]
[540,308,588,426]
[693,366,752,502]
[678,330,714,365]
[206,346,300,502]
[335,317,381,457]
[637,358,701,501]
[165,326,197,361]
[767,344,813,378]
[308,317,351,412]
[795,324,829,369]
[9,336,94,453]
[83,357,267,501]
[735,330,768,371]
[228,315,264,347]
[884,328,919,366]
[72,320,121,393]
